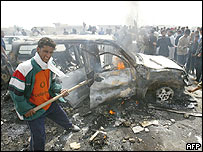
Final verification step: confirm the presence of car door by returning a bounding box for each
[56,43,90,108]
[87,44,136,109]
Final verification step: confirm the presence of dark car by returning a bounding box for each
[2,36,29,54]
[7,35,191,109]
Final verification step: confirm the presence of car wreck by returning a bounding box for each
[7,35,190,109]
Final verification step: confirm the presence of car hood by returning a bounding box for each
[136,53,184,71]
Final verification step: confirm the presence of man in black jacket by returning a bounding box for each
[144,30,157,55]
[156,30,175,57]
[185,35,199,74]
[195,27,202,83]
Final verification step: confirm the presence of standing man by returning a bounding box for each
[185,35,199,74]
[144,30,157,55]
[21,29,27,36]
[195,27,202,83]
[98,27,105,35]
[40,28,46,35]
[177,29,191,66]
[8,37,80,151]
[156,30,175,57]
[13,27,22,36]
[63,28,69,35]
[168,30,176,59]
[174,30,183,61]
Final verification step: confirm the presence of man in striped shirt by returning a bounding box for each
[9,37,80,151]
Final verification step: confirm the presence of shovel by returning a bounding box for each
[33,79,91,112]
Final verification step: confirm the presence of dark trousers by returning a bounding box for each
[177,54,187,66]
[174,48,177,61]
[27,102,72,151]
[186,54,196,73]
[195,56,202,82]
[159,49,169,57]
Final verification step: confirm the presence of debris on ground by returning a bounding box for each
[70,142,81,150]
[132,126,144,134]
[144,128,150,132]
[170,119,175,123]
[148,104,202,117]
[1,84,202,151]
[129,137,136,143]
[139,120,159,127]
[89,131,108,150]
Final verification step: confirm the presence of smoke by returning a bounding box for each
[125,1,140,26]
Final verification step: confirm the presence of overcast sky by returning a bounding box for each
[1,1,202,30]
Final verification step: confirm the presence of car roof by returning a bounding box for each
[10,34,137,67]
[12,34,116,45]
[48,34,115,41]
[4,35,29,39]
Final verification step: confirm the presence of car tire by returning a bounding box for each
[145,83,181,105]
[155,86,174,104]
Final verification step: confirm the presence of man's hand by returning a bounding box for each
[24,109,36,117]
[61,89,69,97]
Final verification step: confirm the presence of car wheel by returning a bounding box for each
[155,86,174,104]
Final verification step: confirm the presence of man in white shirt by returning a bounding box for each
[168,30,176,59]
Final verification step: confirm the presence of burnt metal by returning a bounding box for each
[6,35,189,109]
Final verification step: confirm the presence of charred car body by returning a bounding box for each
[7,35,190,108]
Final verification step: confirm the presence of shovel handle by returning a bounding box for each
[33,80,89,112]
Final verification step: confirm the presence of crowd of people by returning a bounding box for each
[2,24,202,83]
[74,23,202,84]
[140,26,202,84]
[108,25,202,84]
[11,27,47,36]
[1,23,202,151]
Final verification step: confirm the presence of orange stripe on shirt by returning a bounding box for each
[29,69,51,110]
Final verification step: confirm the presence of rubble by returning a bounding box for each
[148,104,202,117]
[89,130,107,142]
[89,131,108,150]
[139,120,159,127]
[132,126,144,134]
[138,138,143,143]
[100,126,104,130]
[129,138,136,143]
[144,128,150,132]
[124,136,130,140]
[45,136,60,151]
[114,120,122,127]
[170,119,175,123]
[70,142,81,150]
[123,120,131,127]
[114,118,125,127]
[81,127,89,135]
[184,113,190,118]
[1,78,202,151]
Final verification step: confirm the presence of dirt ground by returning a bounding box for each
[1,79,202,151]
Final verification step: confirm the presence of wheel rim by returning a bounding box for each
[156,87,174,104]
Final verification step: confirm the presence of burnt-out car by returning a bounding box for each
[8,35,191,109]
